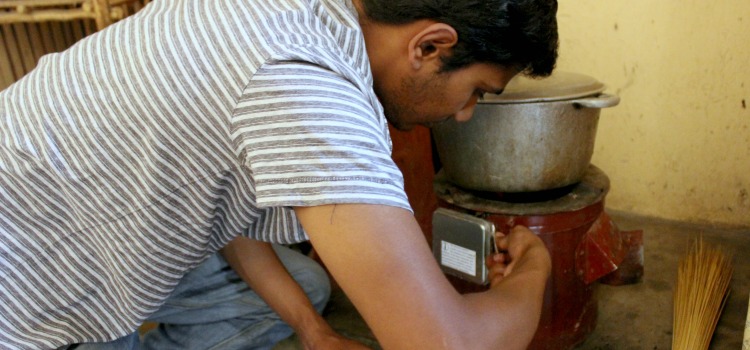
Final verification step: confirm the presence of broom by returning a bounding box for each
[672,237,733,350]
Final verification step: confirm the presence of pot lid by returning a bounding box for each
[481,71,606,104]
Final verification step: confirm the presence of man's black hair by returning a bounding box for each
[359,0,559,77]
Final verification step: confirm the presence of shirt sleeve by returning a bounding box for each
[230,60,412,212]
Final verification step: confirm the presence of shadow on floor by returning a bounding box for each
[274,210,749,350]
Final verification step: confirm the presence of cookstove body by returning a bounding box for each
[434,165,643,350]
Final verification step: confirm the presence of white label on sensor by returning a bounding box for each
[440,241,476,276]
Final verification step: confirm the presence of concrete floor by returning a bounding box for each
[274,210,750,349]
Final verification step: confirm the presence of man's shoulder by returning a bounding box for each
[245,0,368,76]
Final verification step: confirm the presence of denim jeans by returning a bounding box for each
[73,244,331,350]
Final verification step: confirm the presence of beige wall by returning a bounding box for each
[556,1,750,227]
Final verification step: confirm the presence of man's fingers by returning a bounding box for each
[495,231,509,252]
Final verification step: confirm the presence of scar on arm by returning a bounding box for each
[330,204,337,224]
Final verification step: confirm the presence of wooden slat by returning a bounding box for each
[12,23,37,73]
[71,16,85,41]
[0,28,18,90]
[0,9,95,24]
[37,21,56,52]
[83,16,94,35]
[1,24,26,80]
[92,0,112,30]
[60,20,74,46]
[0,0,145,12]
[26,22,48,63]
[110,0,143,6]
[48,21,66,51]
[0,0,86,9]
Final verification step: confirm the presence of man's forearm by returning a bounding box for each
[466,252,550,350]
[219,238,325,335]
[296,204,550,349]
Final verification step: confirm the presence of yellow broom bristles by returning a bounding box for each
[672,238,733,350]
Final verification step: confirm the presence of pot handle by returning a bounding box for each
[572,93,620,109]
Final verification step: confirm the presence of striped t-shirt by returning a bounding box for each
[0,0,411,348]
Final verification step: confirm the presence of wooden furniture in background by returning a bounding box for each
[0,0,149,90]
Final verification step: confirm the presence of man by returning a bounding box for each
[0,0,558,349]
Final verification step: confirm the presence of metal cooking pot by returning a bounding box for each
[432,71,620,193]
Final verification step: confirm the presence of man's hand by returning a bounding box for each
[298,321,371,350]
[486,225,551,288]
[486,234,510,287]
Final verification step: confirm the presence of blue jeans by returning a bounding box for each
[73,244,331,350]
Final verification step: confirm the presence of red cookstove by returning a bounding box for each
[434,165,644,349]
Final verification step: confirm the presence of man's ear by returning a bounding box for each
[408,23,458,70]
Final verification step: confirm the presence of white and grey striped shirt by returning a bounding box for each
[0,0,410,348]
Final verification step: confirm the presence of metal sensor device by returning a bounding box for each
[431,208,496,285]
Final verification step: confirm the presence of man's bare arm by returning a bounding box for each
[295,204,550,350]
